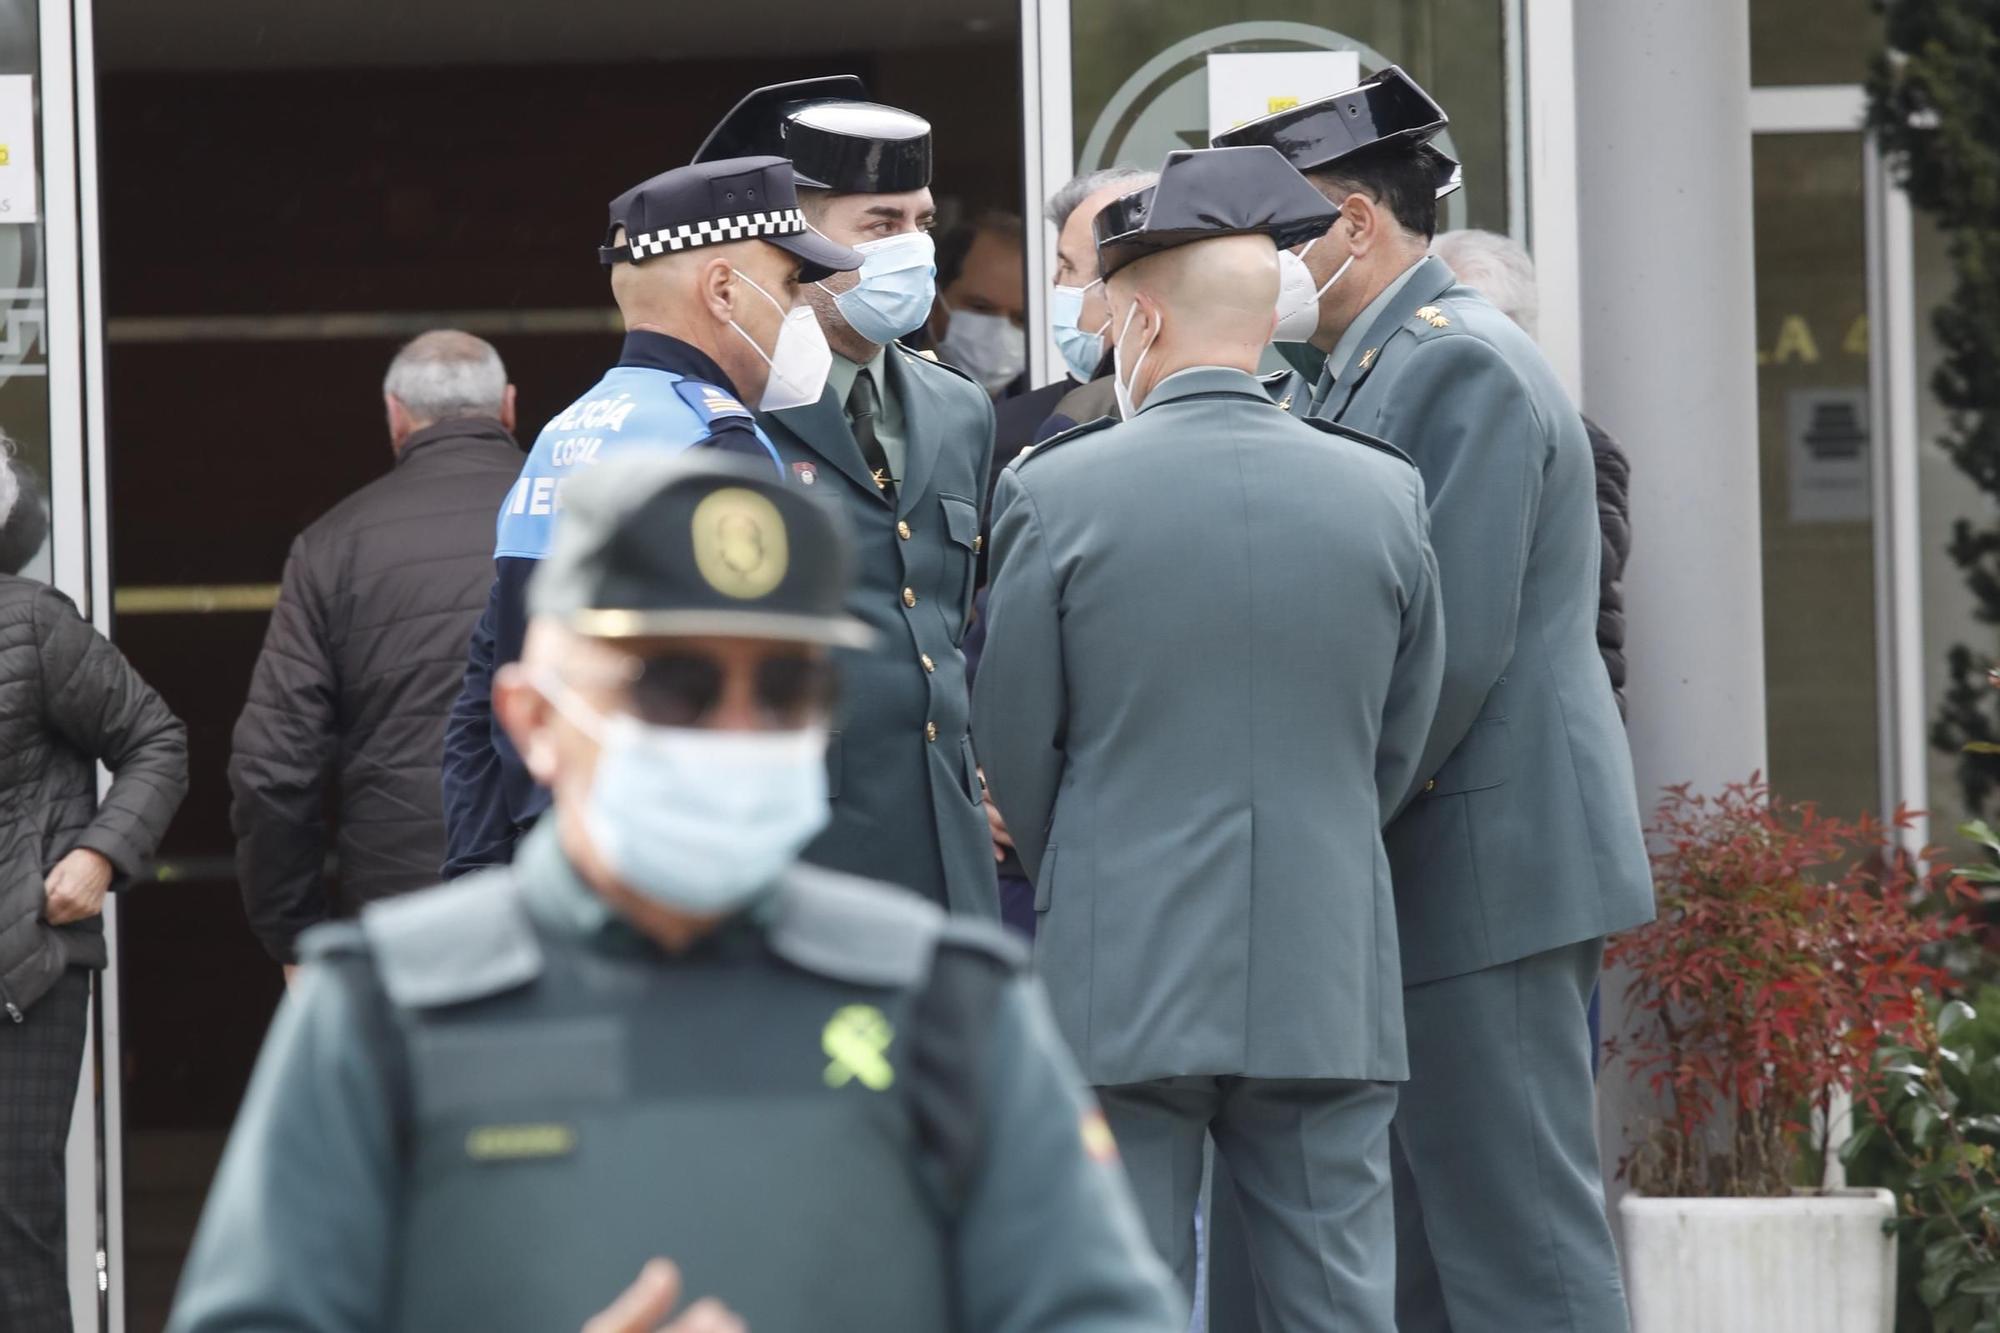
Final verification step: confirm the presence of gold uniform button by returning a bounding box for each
[973,535,984,554]
[897,521,912,540]
[920,653,936,673]
[925,722,939,743]
[902,587,917,608]
[1424,779,1437,793]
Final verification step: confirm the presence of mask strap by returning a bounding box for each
[1314,251,1357,301]
[534,672,609,744]
[728,268,788,367]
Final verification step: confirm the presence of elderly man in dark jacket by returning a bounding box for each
[0,438,187,1333]
[228,331,522,969]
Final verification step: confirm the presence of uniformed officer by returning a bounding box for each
[973,147,1446,1333]
[1217,67,1654,1333]
[441,155,860,878]
[169,452,1185,1333]
[694,77,1000,918]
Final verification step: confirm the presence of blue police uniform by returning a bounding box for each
[440,331,780,876]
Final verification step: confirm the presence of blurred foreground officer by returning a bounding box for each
[974,148,1445,1333]
[171,453,1184,1333]
[696,79,999,916]
[1219,69,1652,1332]
[441,156,859,878]
[231,332,522,972]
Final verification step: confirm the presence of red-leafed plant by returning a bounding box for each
[1605,776,1975,1197]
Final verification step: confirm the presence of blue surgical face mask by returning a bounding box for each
[822,231,937,345]
[1051,281,1109,381]
[544,681,830,915]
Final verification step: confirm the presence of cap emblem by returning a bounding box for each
[692,487,789,600]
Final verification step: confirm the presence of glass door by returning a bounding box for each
[8,0,118,1327]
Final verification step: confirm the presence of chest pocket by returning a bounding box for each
[939,494,980,643]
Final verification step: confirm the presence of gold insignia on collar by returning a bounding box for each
[1415,306,1450,329]
[1358,347,1379,370]
[1277,394,1294,411]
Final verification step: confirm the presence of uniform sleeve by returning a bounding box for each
[970,469,1065,882]
[167,957,402,1332]
[953,977,1186,1333]
[1373,336,1546,782]
[34,587,189,881]
[440,558,534,878]
[228,537,340,961]
[1377,473,1448,823]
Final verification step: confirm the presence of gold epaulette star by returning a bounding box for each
[1415,306,1450,329]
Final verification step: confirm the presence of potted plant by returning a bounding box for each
[1607,777,1972,1333]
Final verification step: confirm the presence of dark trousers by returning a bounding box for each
[0,967,90,1333]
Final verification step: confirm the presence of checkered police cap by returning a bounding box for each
[598,155,860,282]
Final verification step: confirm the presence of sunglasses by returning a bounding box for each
[615,652,837,729]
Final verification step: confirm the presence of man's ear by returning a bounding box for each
[495,664,559,786]
[702,256,738,323]
[499,384,519,435]
[1339,192,1379,256]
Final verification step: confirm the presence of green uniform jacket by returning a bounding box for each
[167,822,1183,1333]
[974,367,1446,1086]
[761,346,1000,918]
[1283,256,1654,983]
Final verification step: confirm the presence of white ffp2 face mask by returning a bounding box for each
[731,269,834,412]
[1271,238,1356,344]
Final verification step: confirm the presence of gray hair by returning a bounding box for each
[1430,229,1539,341]
[1044,166,1158,231]
[382,330,507,425]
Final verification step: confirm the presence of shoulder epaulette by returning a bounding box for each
[1406,302,1462,338]
[894,342,979,388]
[767,864,946,987]
[358,871,544,1009]
[1300,415,1416,468]
[1014,414,1118,468]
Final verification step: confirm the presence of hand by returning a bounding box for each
[581,1260,744,1333]
[44,848,113,926]
[979,770,1014,864]
[283,965,301,989]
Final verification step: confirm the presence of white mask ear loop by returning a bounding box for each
[727,268,787,364]
[1315,251,1357,301]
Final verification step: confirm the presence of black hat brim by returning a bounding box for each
[769,226,861,283]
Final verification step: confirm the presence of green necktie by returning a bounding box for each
[847,370,894,499]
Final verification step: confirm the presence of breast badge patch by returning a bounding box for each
[791,461,818,486]
[823,1004,896,1092]
[691,487,788,600]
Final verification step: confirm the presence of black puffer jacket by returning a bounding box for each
[228,418,522,961]
[0,576,187,1016]
[1586,416,1632,718]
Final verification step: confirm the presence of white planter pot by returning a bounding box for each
[1621,1188,1897,1333]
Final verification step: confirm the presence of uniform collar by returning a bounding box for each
[1138,365,1271,413]
[1325,256,1428,385]
[617,330,745,401]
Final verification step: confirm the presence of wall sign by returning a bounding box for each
[0,76,37,223]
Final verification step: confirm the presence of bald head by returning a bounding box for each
[1103,234,1279,408]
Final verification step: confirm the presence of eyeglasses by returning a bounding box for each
[616,652,837,729]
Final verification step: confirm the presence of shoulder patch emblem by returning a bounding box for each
[1415,306,1450,329]
[675,379,752,423]
[823,1004,896,1092]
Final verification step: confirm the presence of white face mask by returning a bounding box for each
[822,231,937,345]
[939,302,1027,393]
[542,679,831,916]
[1110,298,1160,421]
[729,269,834,412]
[1271,238,1356,344]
